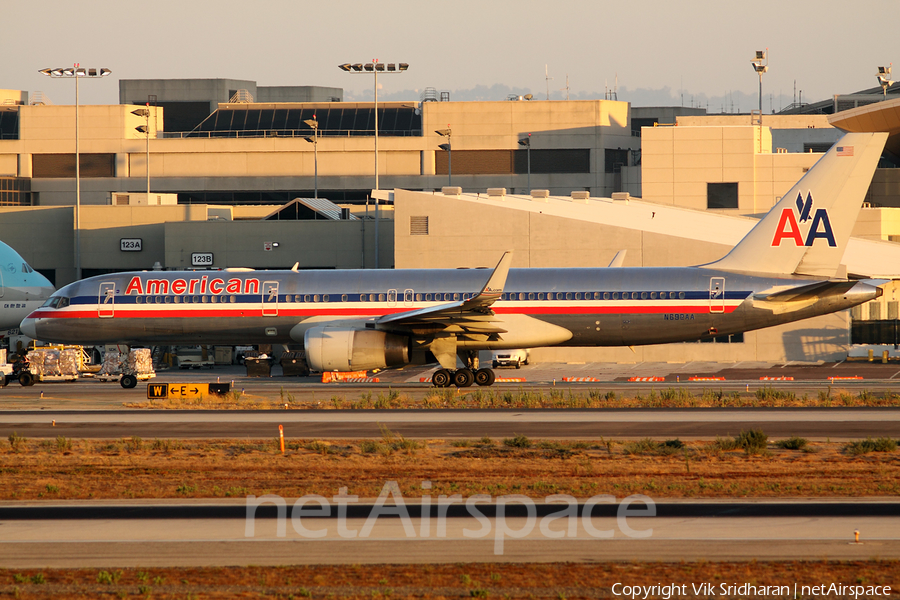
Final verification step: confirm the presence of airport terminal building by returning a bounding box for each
[1,78,900,363]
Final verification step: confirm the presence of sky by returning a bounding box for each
[2,0,897,110]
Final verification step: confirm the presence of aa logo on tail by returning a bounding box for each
[771,192,836,247]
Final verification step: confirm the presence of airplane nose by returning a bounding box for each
[20,317,37,339]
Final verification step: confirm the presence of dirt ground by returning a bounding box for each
[1,561,898,599]
[2,434,898,500]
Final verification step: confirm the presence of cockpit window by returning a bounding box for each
[22,263,33,274]
[41,297,69,309]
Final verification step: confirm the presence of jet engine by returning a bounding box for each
[303,326,410,372]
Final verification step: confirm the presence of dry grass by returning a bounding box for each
[0,561,897,599]
[1,435,898,500]
[124,386,900,410]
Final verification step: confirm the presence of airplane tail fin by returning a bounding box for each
[701,132,887,277]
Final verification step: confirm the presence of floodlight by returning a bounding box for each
[352,63,363,71]
[524,94,533,100]
[304,118,318,129]
[398,63,409,71]
[338,63,352,72]
[304,137,314,143]
[51,68,64,77]
[375,63,385,71]
[435,129,451,137]
[438,143,451,151]
[135,125,149,134]
[755,50,766,60]
[878,66,890,75]
[74,68,86,77]
[88,68,97,76]
[364,63,374,72]
[387,63,396,71]
[132,108,150,117]
[38,68,52,76]
[99,68,111,77]
[518,137,530,147]
[63,68,74,77]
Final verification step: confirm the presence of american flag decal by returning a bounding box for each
[836,146,854,156]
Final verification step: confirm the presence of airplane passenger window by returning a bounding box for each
[230,296,236,303]
[612,292,619,300]
[379,294,386,302]
[454,293,460,301]
[342,294,348,302]
[210,296,217,303]
[538,293,545,300]
[604,292,610,300]
[193,296,199,303]
[166,296,172,304]
[566,292,573,300]
[632,292,640,300]
[594,292,601,300]
[416,294,423,302]
[679,292,686,299]
[641,292,648,300]
[314,295,320,302]
[651,292,658,299]
[575,293,582,300]
[323,295,330,302]
[202,296,208,303]
[135,297,142,304]
[425,293,432,301]
[528,293,534,300]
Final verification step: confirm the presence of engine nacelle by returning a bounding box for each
[303,326,410,372]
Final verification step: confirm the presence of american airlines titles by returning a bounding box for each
[125,276,260,296]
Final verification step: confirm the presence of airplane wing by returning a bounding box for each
[375,251,513,333]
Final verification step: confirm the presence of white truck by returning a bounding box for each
[491,349,529,369]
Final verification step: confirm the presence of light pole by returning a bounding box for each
[877,65,894,99]
[338,61,409,268]
[39,65,111,281]
[133,104,151,197]
[436,127,451,186]
[750,50,768,116]
[518,133,531,191]
[304,116,318,199]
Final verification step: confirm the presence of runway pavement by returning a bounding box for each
[0,500,896,567]
[1,407,898,439]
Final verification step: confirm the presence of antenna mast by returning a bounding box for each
[560,74,570,101]
[545,65,553,100]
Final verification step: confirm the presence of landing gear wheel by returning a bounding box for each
[121,374,138,389]
[474,368,496,386]
[453,368,474,387]
[432,369,453,388]
[18,372,34,387]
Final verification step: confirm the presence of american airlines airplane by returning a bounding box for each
[21,132,888,387]
[0,240,55,338]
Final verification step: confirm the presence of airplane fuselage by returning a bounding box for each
[21,267,878,348]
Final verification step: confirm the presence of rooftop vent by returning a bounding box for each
[531,189,550,199]
[611,192,631,203]
[571,191,590,202]
[487,188,507,198]
[442,186,462,196]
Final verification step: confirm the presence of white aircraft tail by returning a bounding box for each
[702,132,887,277]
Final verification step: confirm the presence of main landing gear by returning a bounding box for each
[431,367,496,388]
[431,351,496,388]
